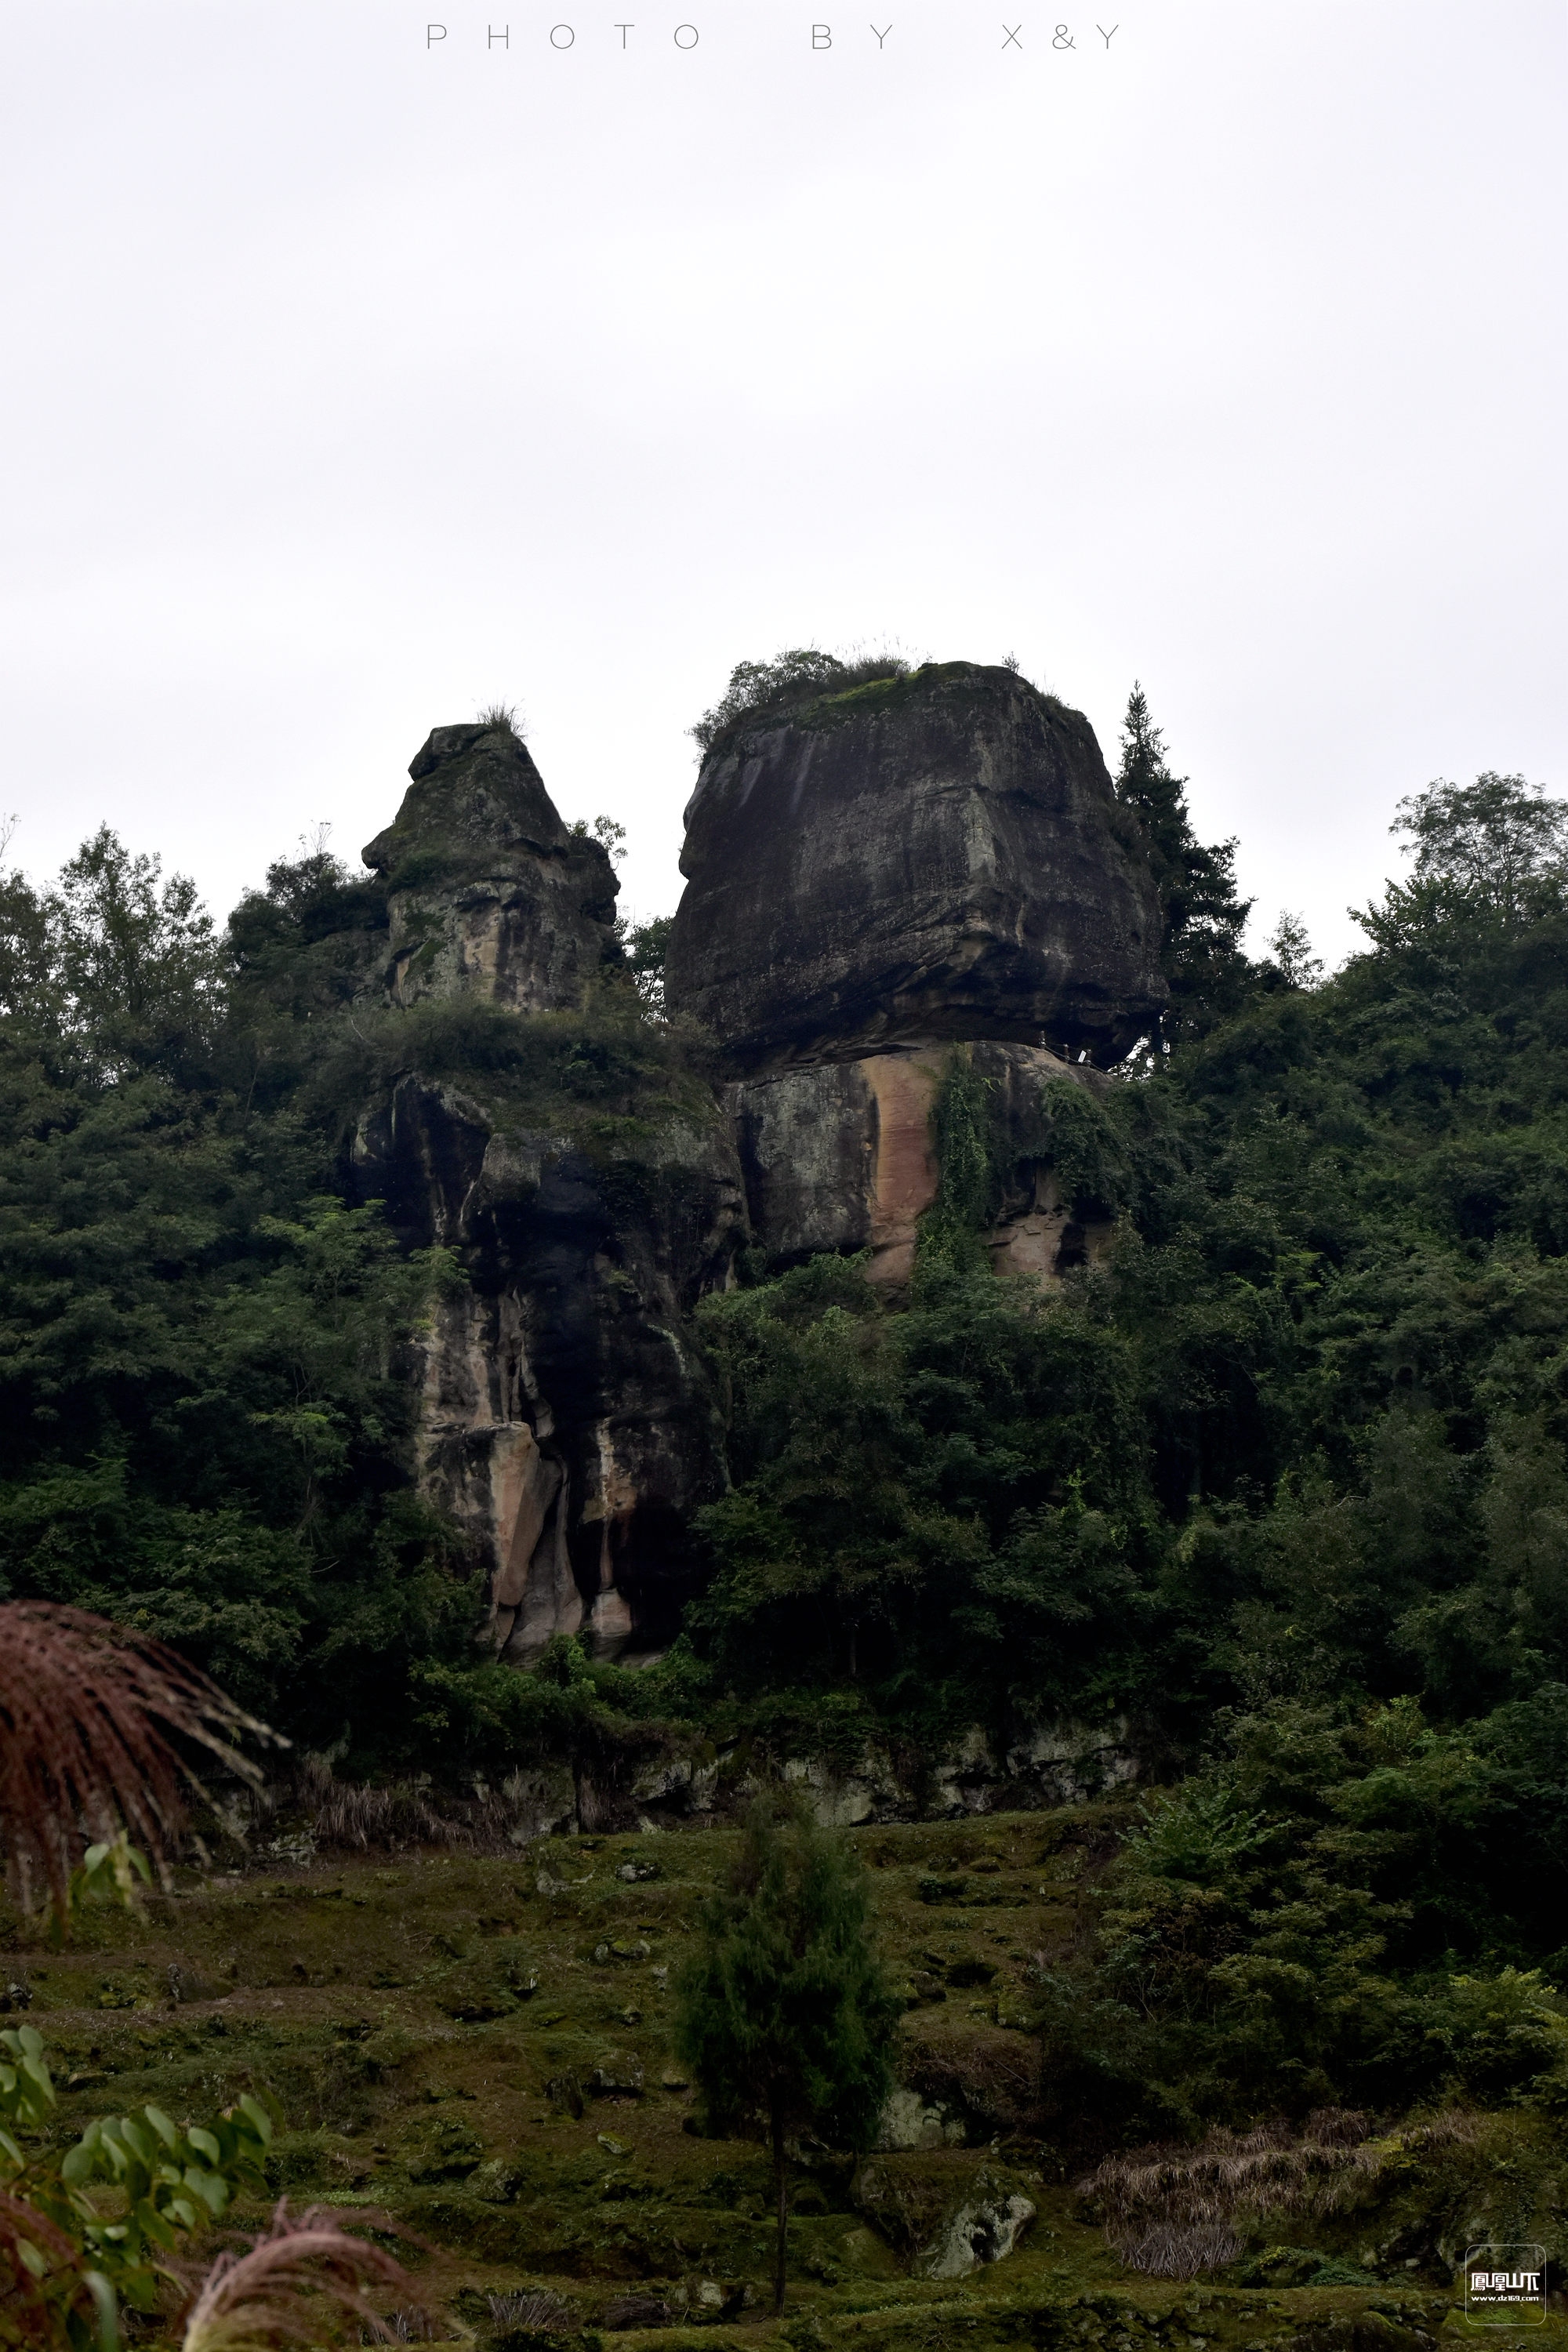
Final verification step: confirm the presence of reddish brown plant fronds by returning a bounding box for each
[0,1600,279,1915]
[179,2201,419,2352]
[0,2186,102,2347]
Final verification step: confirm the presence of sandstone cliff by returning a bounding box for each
[733,1041,1116,1286]
[362,720,620,1013]
[664,662,1164,1073]
[347,720,745,1661]
[338,672,1158,1671]
[353,1070,743,1663]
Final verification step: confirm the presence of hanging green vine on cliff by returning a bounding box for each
[1039,1076,1134,1221]
[916,1048,1002,1270]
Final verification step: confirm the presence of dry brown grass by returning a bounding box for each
[0,1601,277,1915]
[1080,2111,1386,2279]
[486,2290,572,2332]
[292,1757,463,1854]
[263,1751,586,1858]
[1111,2221,1243,2280]
[376,2313,438,2344]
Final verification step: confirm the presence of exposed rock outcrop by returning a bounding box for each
[924,2174,1036,2279]
[776,1716,1136,1824]
[851,2154,1036,2278]
[437,1709,1134,1838]
[666,662,1163,1072]
[354,1073,745,1661]
[336,675,1157,1703]
[733,1039,1117,1283]
[362,720,620,1012]
[874,2090,967,2153]
[343,720,746,1659]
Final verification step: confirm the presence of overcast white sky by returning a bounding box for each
[2,1,1563,969]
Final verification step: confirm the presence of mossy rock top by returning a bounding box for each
[696,660,1083,766]
[755,661,1070,746]
[363,722,608,894]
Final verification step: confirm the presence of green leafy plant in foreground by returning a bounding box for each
[2,2021,273,2348]
[62,1841,151,1926]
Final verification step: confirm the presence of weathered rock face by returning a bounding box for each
[851,2154,1036,2278]
[361,721,619,1013]
[353,1074,746,1661]
[340,682,1155,1685]
[666,662,1163,1072]
[734,1041,1116,1284]
[776,1715,1137,1825]
[344,720,746,1660]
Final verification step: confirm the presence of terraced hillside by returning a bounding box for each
[5,1806,1555,2352]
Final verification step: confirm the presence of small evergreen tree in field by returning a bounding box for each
[673,1792,900,2312]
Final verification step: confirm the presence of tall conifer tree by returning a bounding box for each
[1115,685,1254,1041]
[673,1794,898,2312]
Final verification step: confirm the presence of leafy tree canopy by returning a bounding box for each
[1354,771,1568,950]
[689,648,910,756]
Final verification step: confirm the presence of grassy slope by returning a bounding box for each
[4,1810,1553,2351]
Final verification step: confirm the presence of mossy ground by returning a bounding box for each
[3,1811,1559,2351]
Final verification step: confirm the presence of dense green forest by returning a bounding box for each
[3,706,1566,2133]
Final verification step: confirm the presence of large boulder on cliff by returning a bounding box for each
[362,720,620,1012]
[665,662,1164,1072]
